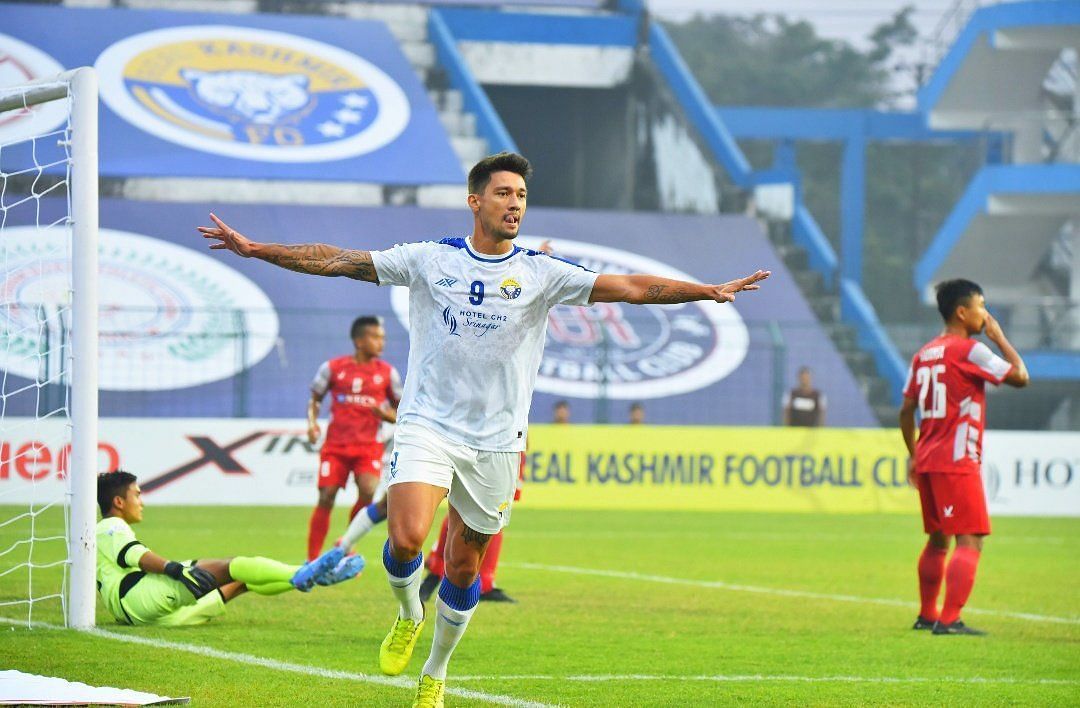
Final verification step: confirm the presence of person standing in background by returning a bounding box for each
[783,366,826,427]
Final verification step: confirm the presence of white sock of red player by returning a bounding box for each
[340,503,386,551]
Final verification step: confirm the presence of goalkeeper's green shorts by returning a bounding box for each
[118,560,227,626]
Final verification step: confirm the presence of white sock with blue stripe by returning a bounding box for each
[421,576,481,680]
[382,540,424,623]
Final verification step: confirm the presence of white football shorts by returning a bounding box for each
[387,422,518,535]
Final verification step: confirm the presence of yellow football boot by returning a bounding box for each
[379,614,425,676]
[412,674,445,708]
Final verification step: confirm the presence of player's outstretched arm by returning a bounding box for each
[198,213,378,282]
[590,270,770,305]
[984,314,1030,388]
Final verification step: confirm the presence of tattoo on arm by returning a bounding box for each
[644,284,695,304]
[460,526,492,549]
[262,244,378,282]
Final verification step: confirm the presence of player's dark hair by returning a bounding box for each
[798,366,811,376]
[468,152,533,195]
[350,316,381,340]
[935,279,983,321]
[97,470,137,517]
[630,402,643,412]
[554,400,569,409]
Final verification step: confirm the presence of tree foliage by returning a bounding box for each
[663,9,979,321]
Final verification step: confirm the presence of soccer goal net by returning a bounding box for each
[0,68,98,629]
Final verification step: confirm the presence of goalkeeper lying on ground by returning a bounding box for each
[96,470,363,626]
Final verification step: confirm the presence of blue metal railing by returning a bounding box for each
[647,23,752,187]
[647,22,903,403]
[428,9,518,155]
[791,205,839,289]
[840,279,907,404]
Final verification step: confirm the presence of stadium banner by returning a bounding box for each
[4,199,878,427]
[1,419,1076,517]
[1,418,320,507]
[0,3,463,183]
[524,426,1080,517]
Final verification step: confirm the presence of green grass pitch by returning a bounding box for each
[2,506,1077,706]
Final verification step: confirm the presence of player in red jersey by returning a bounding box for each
[306,316,402,561]
[899,279,1028,635]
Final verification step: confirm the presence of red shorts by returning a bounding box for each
[916,472,991,536]
[318,444,383,489]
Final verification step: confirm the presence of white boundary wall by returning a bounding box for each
[0,418,1076,516]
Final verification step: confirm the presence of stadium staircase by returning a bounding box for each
[645,21,904,424]
[764,222,897,424]
[911,0,1080,428]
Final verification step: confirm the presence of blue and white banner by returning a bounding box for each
[0,3,463,183]
[4,199,877,427]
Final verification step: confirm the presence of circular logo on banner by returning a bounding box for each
[0,33,67,145]
[0,226,280,391]
[388,237,749,399]
[95,25,410,162]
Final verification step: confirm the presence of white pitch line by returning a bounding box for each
[511,530,1069,545]
[0,618,552,708]
[451,674,1079,686]
[505,562,1080,626]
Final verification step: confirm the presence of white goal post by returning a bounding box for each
[0,67,98,629]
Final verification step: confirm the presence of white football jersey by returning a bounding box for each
[372,236,597,451]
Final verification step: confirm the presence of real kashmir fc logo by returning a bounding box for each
[388,238,749,400]
[95,26,410,162]
[0,226,279,391]
[499,277,522,300]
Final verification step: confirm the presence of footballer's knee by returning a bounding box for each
[357,475,378,498]
[197,559,232,585]
[956,534,984,551]
[387,522,426,561]
[316,487,337,508]
[928,531,949,549]
[443,552,481,588]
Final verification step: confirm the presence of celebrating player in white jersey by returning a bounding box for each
[199,152,770,707]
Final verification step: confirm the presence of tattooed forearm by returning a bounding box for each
[324,249,377,281]
[260,243,378,282]
[644,284,696,304]
[461,526,492,549]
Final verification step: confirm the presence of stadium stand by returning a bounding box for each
[1,0,886,427]
[6,0,1075,429]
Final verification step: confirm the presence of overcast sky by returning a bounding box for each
[646,0,959,49]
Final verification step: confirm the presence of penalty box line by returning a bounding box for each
[5,618,1075,692]
[0,618,553,708]
[505,562,1080,625]
[451,674,1079,686]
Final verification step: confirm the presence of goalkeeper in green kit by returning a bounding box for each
[96,470,363,626]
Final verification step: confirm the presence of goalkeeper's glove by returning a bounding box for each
[164,561,218,599]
